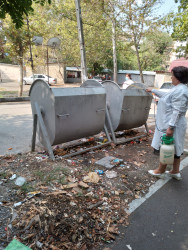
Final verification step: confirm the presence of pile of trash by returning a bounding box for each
[0,131,158,249]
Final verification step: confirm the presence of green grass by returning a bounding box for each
[0,90,29,98]
[20,182,35,193]
[0,171,8,179]
[34,167,70,185]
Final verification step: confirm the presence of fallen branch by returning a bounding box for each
[88,200,104,210]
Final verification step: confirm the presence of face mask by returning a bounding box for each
[125,77,129,81]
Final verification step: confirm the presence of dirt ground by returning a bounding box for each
[0,126,172,250]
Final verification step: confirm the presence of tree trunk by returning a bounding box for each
[75,0,87,83]
[135,43,144,83]
[19,57,24,97]
[112,19,117,83]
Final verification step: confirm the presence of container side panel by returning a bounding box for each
[30,80,56,145]
[116,90,152,131]
[53,91,106,145]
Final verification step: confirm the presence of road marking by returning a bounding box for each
[125,156,188,214]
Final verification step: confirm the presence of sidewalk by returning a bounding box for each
[107,156,188,250]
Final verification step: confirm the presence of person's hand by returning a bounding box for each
[146,88,152,92]
[166,127,174,137]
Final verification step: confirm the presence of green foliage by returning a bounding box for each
[2,17,31,64]
[1,0,174,74]
[0,0,51,28]
[175,0,187,11]
[140,30,173,70]
[172,0,188,56]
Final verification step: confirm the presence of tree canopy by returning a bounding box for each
[0,0,179,75]
[0,0,51,28]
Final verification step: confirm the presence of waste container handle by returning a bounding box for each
[145,107,151,110]
[122,108,130,112]
[96,109,105,112]
[57,114,70,118]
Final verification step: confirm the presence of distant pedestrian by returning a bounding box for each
[122,74,134,89]
[146,66,188,180]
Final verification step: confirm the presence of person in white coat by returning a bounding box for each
[146,66,188,180]
[122,74,134,89]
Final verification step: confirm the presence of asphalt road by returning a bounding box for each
[0,102,32,155]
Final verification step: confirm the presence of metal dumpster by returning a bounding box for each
[29,80,108,158]
[102,80,152,132]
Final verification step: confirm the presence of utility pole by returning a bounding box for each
[112,18,117,83]
[26,18,34,73]
[75,0,87,83]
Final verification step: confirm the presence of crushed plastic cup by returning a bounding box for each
[10,174,17,180]
[15,177,26,186]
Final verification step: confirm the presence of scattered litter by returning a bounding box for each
[26,191,41,199]
[70,201,77,206]
[83,172,100,183]
[14,201,23,207]
[10,174,16,180]
[85,191,94,197]
[105,170,117,178]
[88,137,95,142]
[78,181,89,188]
[67,159,72,163]
[0,128,156,249]
[88,200,104,210]
[119,164,125,167]
[113,158,123,163]
[96,156,117,169]
[95,170,104,175]
[67,176,77,183]
[36,241,43,249]
[15,177,26,186]
[5,239,31,249]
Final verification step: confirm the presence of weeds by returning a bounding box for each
[33,166,70,185]
[20,183,35,194]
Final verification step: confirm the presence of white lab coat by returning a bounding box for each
[152,84,188,156]
[122,79,134,89]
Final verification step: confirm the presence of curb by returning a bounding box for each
[0,97,30,102]
[126,156,188,214]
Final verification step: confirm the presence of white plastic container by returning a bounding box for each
[160,135,174,165]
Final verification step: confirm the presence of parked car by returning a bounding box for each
[23,74,57,85]
[92,76,102,83]
[154,82,173,103]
